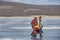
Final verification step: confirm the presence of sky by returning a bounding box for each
[2,0,60,5]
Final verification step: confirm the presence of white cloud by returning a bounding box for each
[2,0,60,5]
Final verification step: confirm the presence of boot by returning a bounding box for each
[40,33,43,37]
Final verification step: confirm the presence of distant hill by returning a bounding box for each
[0,1,60,16]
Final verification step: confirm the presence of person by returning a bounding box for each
[39,16,43,37]
[31,16,38,37]
[31,16,43,37]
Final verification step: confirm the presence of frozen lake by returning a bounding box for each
[0,17,60,40]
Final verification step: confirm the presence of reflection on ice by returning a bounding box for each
[0,17,60,29]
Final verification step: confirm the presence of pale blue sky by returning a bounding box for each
[2,0,60,5]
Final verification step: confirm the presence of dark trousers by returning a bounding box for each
[32,28,43,34]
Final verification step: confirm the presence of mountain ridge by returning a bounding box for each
[0,1,60,16]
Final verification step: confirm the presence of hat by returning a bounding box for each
[34,16,38,18]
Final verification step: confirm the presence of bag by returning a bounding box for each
[34,25,40,30]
